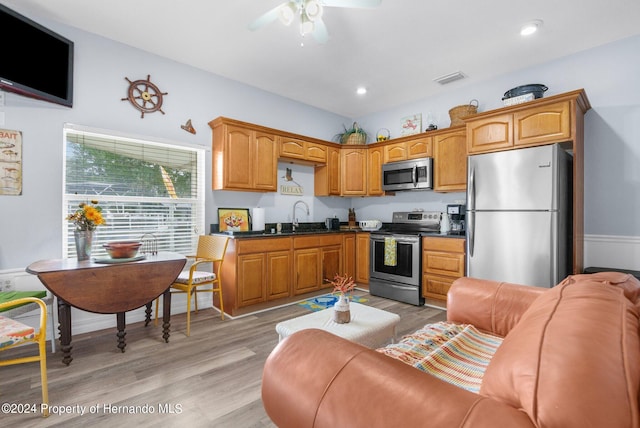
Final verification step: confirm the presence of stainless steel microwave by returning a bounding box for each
[382,157,433,191]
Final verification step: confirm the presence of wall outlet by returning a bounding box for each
[1,278,14,292]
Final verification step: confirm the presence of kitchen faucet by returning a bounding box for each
[291,200,310,232]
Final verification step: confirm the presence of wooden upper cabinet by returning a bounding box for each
[254,131,279,191]
[467,96,577,154]
[466,113,513,154]
[222,124,253,189]
[314,145,341,196]
[306,142,328,163]
[383,136,433,163]
[514,101,571,146]
[384,142,407,163]
[210,119,277,191]
[407,136,433,159]
[341,147,367,196]
[433,128,467,192]
[280,137,328,164]
[280,137,305,159]
[367,146,384,196]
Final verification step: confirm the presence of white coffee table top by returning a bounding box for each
[276,302,401,348]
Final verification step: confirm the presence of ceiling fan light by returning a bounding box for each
[278,3,296,26]
[300,17,314,36]
[305,0,323,21]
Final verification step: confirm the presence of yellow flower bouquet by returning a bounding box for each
[66,200,105,231]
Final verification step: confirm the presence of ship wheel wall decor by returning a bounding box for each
[122,75,168,118]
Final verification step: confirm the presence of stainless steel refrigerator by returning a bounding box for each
[466,144,572,287]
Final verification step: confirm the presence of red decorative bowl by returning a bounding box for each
[103,241,142,259]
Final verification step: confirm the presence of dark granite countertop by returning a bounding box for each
[210,222,465,239]
[210,221,363,238]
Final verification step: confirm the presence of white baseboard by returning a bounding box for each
[0,268,210,336]
[584,234,640,271]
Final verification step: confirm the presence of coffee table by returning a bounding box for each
[276,302,400,348]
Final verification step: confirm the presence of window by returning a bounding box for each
[63,125,205,258]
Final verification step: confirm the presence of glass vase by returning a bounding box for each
[74,230,94,261]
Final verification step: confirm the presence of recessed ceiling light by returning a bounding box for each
[521,19,543,36]
[356,87,367,95]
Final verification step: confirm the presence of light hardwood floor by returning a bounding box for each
[1,291,446,427]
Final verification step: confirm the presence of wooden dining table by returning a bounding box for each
[26,252,186,365]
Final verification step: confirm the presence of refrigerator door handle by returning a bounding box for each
[468,165,475,211]
[468,210,475,257]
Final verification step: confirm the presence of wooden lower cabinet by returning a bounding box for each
[219,232,361,315]
[237,253,267,306]
[294,248,321,295]
[343,233,356,280]
[235,237,291,308]
[355,232,370,284]
[293,234,344,295]
[266,251,292,300]
[422,237,465,301]
[322,246,342,286]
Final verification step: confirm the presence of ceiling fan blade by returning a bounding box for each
[248,3,288,31]
[312,18,329,43]
[320,0,381,8]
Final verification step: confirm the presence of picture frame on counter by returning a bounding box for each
[218,208,251,232]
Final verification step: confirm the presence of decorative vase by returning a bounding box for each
[74,229,94,261]
[333,293,351,324]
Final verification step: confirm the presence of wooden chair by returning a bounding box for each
[0,297,49,417]
[155,235,229,336]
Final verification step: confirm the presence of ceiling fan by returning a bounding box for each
[248,0,382,43]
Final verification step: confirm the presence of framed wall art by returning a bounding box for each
[400,113,422,136]
[218,208,251,231]
[0,128,22,195]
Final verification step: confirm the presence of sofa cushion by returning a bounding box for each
[480,274,640,427]
[377,321,503,393]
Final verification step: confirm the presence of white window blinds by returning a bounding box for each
[63,126,205,258]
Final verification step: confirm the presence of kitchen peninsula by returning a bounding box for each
[214,226,366,316]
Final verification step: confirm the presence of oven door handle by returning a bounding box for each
[371,235,419,244]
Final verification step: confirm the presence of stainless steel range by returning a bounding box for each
[369,211,441,306]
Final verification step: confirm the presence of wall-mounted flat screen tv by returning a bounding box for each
[0,4,74,107]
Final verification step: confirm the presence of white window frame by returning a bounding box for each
[62,124,205,258]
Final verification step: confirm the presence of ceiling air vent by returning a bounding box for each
[433,71,466,85]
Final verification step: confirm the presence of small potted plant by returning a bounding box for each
[334,122,367,145]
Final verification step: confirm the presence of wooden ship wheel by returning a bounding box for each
[122,75,168,118]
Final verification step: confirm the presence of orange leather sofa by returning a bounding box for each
[262,272,640,427]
